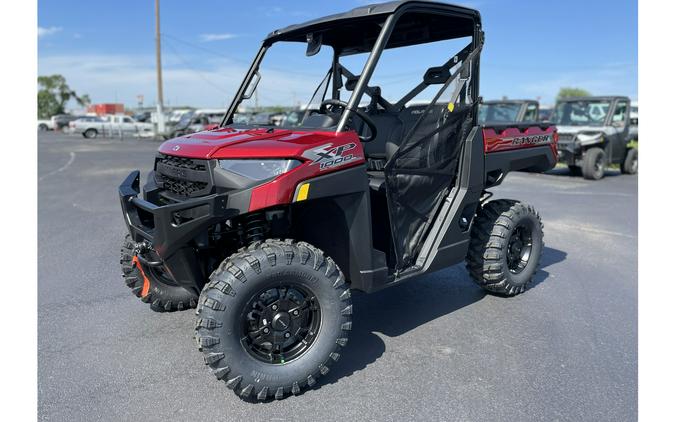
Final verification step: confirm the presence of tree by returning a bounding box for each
[557,87,591,100]
[37,75,91,118]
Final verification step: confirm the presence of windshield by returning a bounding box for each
[477,103,521,123]
[538,108,552,121]
[233,41,334,127]
[225,20,475,133]
[551,100,610,126]
[176,111,195,128]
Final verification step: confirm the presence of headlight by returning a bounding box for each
[218,159,301,181]
[576,133,603,146]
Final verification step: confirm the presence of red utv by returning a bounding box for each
[119,0,557,401]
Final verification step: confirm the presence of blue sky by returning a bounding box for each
[38,0,637,109]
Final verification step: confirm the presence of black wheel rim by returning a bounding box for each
[594,154,604,176]
[506,223,534,274]
[241,285,321,364]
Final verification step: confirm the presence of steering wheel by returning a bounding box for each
[319,99,378,142]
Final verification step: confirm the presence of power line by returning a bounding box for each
[162,33,252,65]
[162,37,230,94]
[161,32,331,78]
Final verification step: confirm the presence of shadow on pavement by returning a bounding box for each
[530,246,567,289]
[318,245,566,390]
[545,167,622,178]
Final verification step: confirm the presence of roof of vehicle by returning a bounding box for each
[265,0,481,55]
[556,96,630,102]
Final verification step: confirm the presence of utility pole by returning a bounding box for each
[155,0,166,135]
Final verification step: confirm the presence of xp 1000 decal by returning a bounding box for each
[304,142,359,170]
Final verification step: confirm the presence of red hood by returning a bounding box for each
[158,127,349,160]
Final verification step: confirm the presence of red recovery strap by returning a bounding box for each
[132,255,151,297]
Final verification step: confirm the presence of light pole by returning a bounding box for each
[155,0,166,135]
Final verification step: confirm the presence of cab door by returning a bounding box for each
[383,53,478,271]
[523,102,539,121]
[608,99,630,163]
[121,116,136,134]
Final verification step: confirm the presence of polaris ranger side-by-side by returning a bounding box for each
[551,96,637,179]
[119,1,558,401]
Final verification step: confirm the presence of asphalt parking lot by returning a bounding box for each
[38,132,637,421]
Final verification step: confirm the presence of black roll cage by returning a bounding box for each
[221,1,483,131]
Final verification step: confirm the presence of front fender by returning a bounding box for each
[577,132,604,147]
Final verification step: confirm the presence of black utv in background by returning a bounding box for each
[552,96,637,179]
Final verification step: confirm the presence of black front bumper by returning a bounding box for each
[119,170,249,290]
[556,141,579,166]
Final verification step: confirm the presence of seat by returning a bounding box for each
[368,171,386,192]
[301,113,338,128]
[366,103,450,192]
[359,112,401,192]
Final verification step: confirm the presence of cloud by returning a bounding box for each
[510,62,638,104]
[38,26,62,38]
[37,53,322,109]
[199,33,238,42]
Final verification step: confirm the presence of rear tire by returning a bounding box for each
[120,235,198,312]
[582,147,606,180]
[466,200,544,296]
[38,124,48,131]
[621,148,638,174]
[83,128,98,139]
[195,239,352,401]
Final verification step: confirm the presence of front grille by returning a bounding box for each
[157,154,207,172]
[558,133,576,142]
[160,176,209,197]
[155,153,212,197]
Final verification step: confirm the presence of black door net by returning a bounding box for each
[384,43,481,271]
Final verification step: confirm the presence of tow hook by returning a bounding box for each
[133,241,164,267]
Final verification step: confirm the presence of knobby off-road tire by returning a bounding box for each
[120,234,198,312]
[466,200,544,296]
[621,148,638,174]
[195,239,352,401]
[582,147,606,180]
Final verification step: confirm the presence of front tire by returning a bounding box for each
[195,239,352,401]
[621,148,638,174]
[120,235,198,312]
[466,200,544,296]
[582,147,606,180]
[38,124,48,131]
[83,128,98,139]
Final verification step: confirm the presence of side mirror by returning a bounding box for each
[242,72,261,100]
[423,66,450,84]
[306,33,322,57]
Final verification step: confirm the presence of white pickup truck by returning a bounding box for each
[70,115,154,139]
